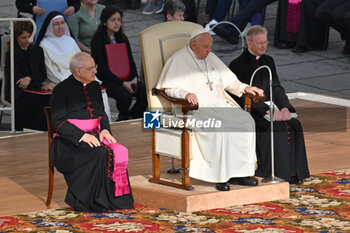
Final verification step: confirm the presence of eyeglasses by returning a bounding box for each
[84,64,98,71]
[251,40,270,46]
[52,21,65,27]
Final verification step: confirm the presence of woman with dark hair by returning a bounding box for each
[91,6,147,121]
[4,21,50,131]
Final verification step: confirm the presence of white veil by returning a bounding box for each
[40,15,77,55]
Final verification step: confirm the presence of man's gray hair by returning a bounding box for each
[245,25,268,41]
[69,52,91,73]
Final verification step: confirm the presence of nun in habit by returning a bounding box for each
[36,11,80,86]
[36,11,112,119]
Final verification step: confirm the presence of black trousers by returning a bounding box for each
[15,92,50,131]
[227,0,277,31]
[181,0,197,22]
[296,0,330,50]
[315,0,350,40]
[345,11,350,35]
[105,81,148,120]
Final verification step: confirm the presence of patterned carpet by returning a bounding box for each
[1,169,350,233]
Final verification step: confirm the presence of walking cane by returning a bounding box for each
[250,65,284,183]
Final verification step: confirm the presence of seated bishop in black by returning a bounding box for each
[50,52,134,212]
[229,25,310,184]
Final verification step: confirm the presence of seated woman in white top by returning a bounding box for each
[36,11,80,87]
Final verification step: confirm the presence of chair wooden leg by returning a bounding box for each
[149,129,193,190]
[152,153,160,180]
[44,107,55,206]
[181,130,192,188]
[150,129,160,182]
[46,163,54,206]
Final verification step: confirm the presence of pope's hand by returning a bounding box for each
[99,129,117,144]
[185,93,198,105]
[82,133,100,147]
[245,86,264,96]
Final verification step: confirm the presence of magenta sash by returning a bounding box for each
[286,0,302,33]
[67,118,130,197]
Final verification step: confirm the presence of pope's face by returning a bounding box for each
[76,56,97,84]
[192,33,213,60]
[247,32,268,56]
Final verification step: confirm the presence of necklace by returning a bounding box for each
[187,46,213,91]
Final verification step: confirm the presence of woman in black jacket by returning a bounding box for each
[5,21,50,131]
[91,6,147,120]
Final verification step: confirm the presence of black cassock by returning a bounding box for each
[274,0,329,51]
[50,75,134,212]
[229,49,310,182]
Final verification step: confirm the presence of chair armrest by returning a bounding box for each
[152,88,198,115]
[243,93,266,103]
[243,93,266,113]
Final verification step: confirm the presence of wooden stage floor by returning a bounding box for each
[0,99,349,216]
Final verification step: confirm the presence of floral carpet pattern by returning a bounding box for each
[1,169,350,233]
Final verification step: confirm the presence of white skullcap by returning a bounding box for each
[190,28,210,39]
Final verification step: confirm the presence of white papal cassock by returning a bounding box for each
[156,45,256,183]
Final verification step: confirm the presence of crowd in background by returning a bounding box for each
[1,0,350,131]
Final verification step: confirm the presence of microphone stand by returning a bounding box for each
[167,158,180,174]
[250,65,284,184]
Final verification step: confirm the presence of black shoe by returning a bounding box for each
[216,182,230,191]
[342,47,350,55]
[212,24,238,45]
[276,42,295,49]
[229,177,258,186]
[289,176,303,185]
[292,46,308,53]
[342,40,350,54]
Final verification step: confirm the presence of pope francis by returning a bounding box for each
[156,28,265,191]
